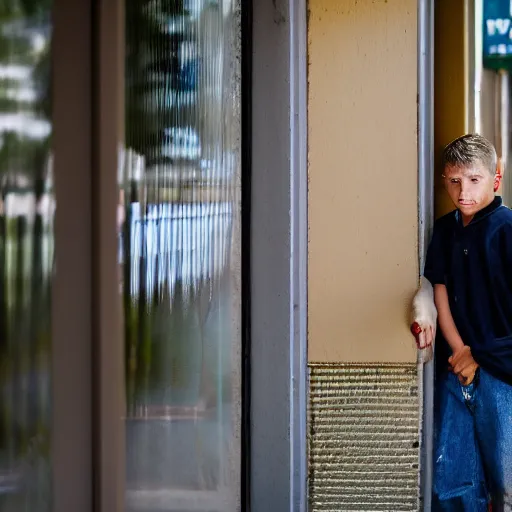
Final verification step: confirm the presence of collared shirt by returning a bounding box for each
[424,196,512,384]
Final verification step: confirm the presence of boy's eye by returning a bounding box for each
[471,178,480,183]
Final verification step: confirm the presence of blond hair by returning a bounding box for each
[442,134,497,175]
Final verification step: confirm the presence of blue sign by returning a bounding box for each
[483,0,512,69]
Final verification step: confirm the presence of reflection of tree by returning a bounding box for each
[32,32,51,125]
[0,0,50,17]
[0,0,52,187]
[125,0,191,165]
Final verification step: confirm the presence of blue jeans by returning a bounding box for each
[433,368,512,511]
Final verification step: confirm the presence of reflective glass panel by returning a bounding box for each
[123,1,241,510]
[0,1,53,511]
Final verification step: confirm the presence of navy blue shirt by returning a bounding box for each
[424,196,512,384]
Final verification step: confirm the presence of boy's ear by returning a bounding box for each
[495,158,504,192]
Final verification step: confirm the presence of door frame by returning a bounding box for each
[418,0,435,509]
[52,0,94,510]
[52,0,124,510]
[250,1,308,511]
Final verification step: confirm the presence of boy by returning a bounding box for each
[418,134,512,510]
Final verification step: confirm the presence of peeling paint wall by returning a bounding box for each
[308,0,418,363]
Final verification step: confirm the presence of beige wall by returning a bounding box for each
[308,0,418,362]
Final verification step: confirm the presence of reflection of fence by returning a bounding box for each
[124,201,232,299]
[0,195,233,300]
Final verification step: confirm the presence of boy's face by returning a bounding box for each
[443,161,499,222]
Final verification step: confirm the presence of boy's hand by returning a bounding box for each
[448,345,479,385]
[411,277,437,348]
[410,322,435,349]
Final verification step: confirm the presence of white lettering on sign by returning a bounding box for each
[498,18,511,33]
[487,18,512,36]
[488,44,512,54]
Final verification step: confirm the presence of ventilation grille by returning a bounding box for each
[308,364,420,511]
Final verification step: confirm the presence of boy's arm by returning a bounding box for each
[433,284,464,353]
[410,221,444,350]
[434,284,478,384]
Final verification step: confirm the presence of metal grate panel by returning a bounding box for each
[308,364,420,511]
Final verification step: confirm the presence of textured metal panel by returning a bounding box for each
[308,364,420,511]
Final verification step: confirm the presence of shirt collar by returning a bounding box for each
[456,196,503,227]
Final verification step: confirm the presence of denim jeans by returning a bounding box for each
[433,368,512,511]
